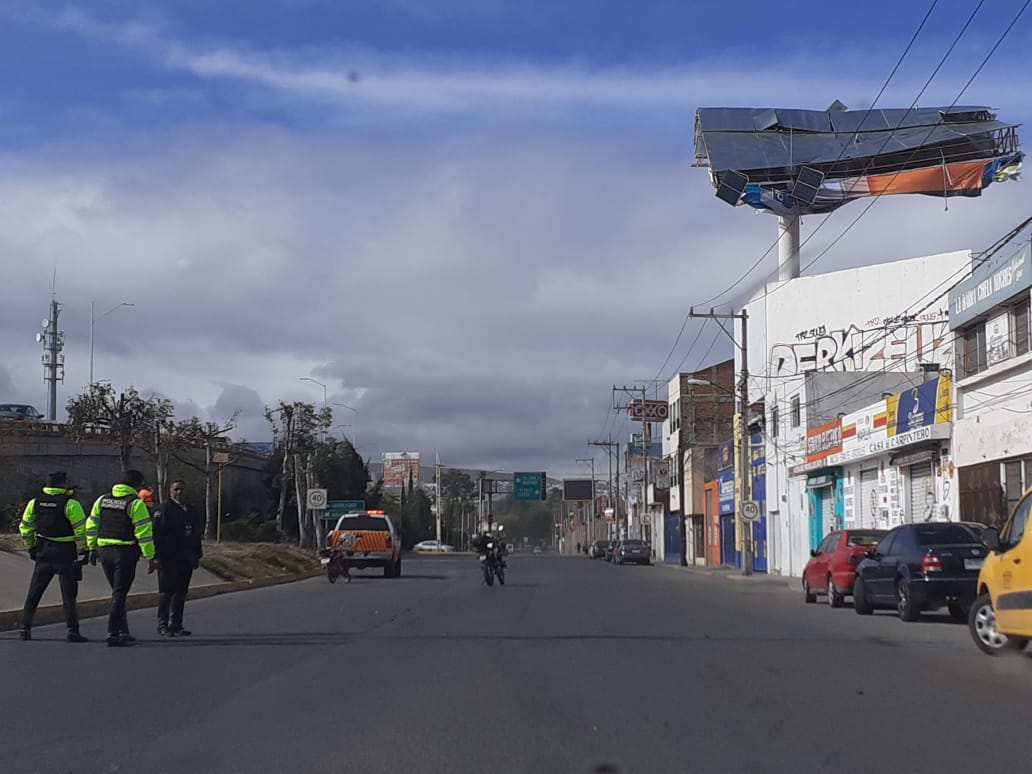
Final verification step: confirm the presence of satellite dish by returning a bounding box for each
[34,332,43,342]
[42,319,50,328]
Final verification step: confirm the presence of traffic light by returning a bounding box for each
[539,472,547,500]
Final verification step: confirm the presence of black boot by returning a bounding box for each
[157,592,171,636]
[171,593,191,636]
[18,628,31,641]
[66,630,88,643]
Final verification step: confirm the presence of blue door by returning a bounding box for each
[751,515,768,573]
[719,514,736,567]
[664,516,681,564]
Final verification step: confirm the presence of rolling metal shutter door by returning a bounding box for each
[820,487,836,532]
[859,470,879,529]
[907,462,935,522]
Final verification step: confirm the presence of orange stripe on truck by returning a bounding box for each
[330,530,389,551]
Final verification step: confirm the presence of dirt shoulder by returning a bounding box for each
[199,541,321,582]
[0,534,320,582]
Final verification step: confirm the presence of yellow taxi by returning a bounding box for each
[969,488,1032,655]
[326,510,403,578]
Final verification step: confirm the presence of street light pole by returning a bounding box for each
[331,402,358,451]
[90,301,134,387]
[299,377,327,407]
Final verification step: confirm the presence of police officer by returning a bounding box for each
[18,471,89,642]
[154,479,204,637]
[86,469,159,647]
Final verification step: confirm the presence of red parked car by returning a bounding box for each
[803,529,887,607]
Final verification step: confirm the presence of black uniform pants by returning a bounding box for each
[157,561,194,628]
[99,545,140,636]
[22,540,79,631]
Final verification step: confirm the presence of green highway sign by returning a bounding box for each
[322,499,366,519]
[514,472,547,501]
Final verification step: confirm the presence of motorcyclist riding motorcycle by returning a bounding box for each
[474,521,507,586]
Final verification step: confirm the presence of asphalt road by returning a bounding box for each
[2,553,1031,774]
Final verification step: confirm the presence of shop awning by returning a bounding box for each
[890,444,941,467]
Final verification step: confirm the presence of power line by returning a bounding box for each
[690,0,954,311]
[651,0,942,380]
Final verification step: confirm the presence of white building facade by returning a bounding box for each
[741,249,972,577]
[949,241,1032,526]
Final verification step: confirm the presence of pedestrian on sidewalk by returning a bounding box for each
[153,479,204,637]
[87,469,160,647]
[18,471,89,642]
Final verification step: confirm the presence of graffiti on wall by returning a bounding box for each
[770,313,951,377]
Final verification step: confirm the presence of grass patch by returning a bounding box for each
[0,534,23,553]
[199,541,320,582]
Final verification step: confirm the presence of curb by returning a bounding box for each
[0,569,322,633]
[654,561,799,591]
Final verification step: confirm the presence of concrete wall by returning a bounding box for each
[0,430,273,525]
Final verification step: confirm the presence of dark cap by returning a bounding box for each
[46,471,68,488]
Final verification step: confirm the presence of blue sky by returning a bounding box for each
[0,0,1030,476]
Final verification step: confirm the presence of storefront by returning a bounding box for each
[825,374,953,530]
[704,480,720,564]
[717,440,736,566]
[750,430,768,573]
[791,419,845,550]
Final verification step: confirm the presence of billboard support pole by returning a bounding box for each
[777,215,800,281]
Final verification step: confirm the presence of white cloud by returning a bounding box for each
[2,6,1030,476]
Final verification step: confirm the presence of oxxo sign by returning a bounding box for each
[629,399,669,423]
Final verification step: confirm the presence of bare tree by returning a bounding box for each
[170,416,239,539]
[66,384,173,473]
[265,401,331,547]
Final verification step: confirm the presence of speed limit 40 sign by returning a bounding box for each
[307,489,328,510]
[741,500,761,522]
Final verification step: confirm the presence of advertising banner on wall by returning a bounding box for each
[949,242,1032,329]
[886,373,952,436]
[718,468,735,515]
[806,419,843,464]
[791,374,953,474]
[382,452,420,488]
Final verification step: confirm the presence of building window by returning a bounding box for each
[771,405,779,438]
[1015,295,1030,358]
[958,294,1031,377]
[791,396,801,428]
[959,323,987,377]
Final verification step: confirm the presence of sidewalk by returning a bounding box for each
[653,560,801,592]
[0,546,320,632]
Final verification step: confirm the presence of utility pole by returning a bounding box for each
[689,308,752,576]
[589,437,618,540]
[613,385,652,541]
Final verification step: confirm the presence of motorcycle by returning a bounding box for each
[319,534,355,584]
[480,539,505,587]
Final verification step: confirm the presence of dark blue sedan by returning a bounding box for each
[852,522,987,622]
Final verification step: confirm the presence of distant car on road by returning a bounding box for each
[0,404,42,421]
[614,539,651,565]
[589,540,611,559]
[532,546,542,554]
[412,540,455,553]
[853,522,986,621]
[803,529,886,607]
